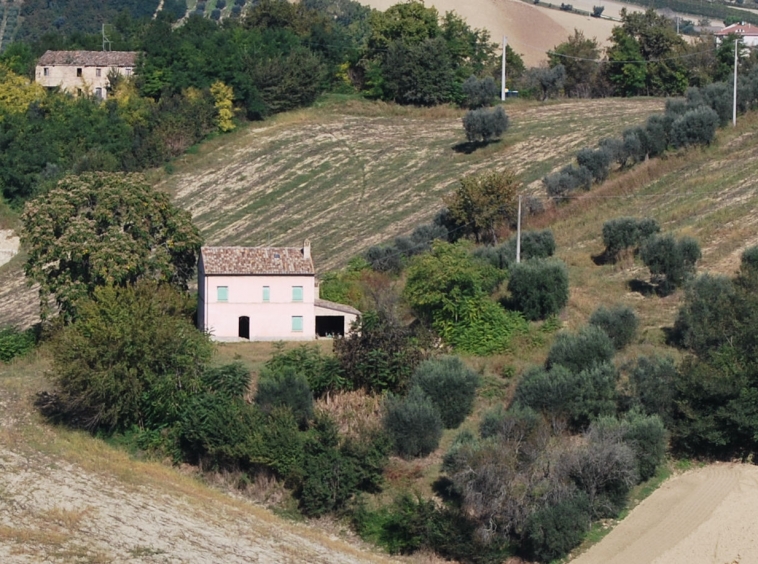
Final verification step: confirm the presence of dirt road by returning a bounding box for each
[571,463,758,564]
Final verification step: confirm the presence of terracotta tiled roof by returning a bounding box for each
[37,50,139,67]
[201,246,314,275]
[716,23,758,36]
[315,299,360,315]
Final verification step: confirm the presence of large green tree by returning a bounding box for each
[549,30,600,97]
[21,172,202,320]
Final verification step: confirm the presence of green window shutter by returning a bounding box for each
[217,286,228,302]
[292,286,303,302]
[263,286,270,302]
[292,316,303,332]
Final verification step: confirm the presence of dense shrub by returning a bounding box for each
[546,325,615,374]
[507,259,569,321]
[0,326,36,362]
[644,114,670,157]
[670,106,719,148]
[543,164,592,202]
[463,106,509,143]
[514,363,618,429]
[410,356,480,428]
[479,404,542,440]
[384,386,443,459]
[576,147,611,183]
[298,415,390,516]
[255,367,314,428]
[627,355,677,422]
[265,344,346,397]
[671,274,737,355]
[201,362,250,398]
[462,75,498,109]
[620,411,667,481]
[589,304,638,349]
[601,217,660,260]
[334,310,426,393]
[43,282,212,432]
[472,230,555,271]
[640,234,701,294]
[520,493,591,563]
[741,245,758,271]
[365,245,402,273]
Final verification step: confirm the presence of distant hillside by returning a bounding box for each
[14,0,186,44]
[159,96,664,272]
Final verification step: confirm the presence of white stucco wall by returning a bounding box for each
[200,272,316,340]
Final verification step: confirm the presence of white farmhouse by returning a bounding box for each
[35,50,138,99]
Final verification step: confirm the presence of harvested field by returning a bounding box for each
[160,97,663,272]
[571,463,758,564]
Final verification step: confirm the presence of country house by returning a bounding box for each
[35,50,139,99]
[198,242,360,341]
[716,23,758,47]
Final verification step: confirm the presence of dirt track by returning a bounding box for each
[571,463,758,564]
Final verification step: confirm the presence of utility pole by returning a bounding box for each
[676,16,680,35]
[501,36,507,101]
[733,37,739,127]
[516,195,522,264]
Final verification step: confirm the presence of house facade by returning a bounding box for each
[198,242,360,341]
[35,50,139,99]
[715,23,758,47]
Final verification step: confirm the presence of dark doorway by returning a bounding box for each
[238,316,250,339]
[316,316,344,337]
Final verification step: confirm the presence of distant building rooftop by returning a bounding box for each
[201,246,315,276]
[37,50,139,67]
[716,23,758,36]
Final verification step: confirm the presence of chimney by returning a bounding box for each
[303,239,311,260]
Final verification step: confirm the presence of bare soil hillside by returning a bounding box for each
[0,357,402,564]
[570,463,758,564]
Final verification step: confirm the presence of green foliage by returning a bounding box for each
[514,363,618,429]
[548,30,600,97]
[640,234,701,294]
[546,325,615,374]
[384,386,443,459]
[21,172,202,321]
[670,106,719,148]
[589,305,638,349]
[0,326,36,362]
[43,282,212,432]
[462,106,510,143]
[265,344,347,397]
[445,170,520,244]
[520,493,591,563]
[479,404,541,440]
[461,75,498,109]
[298,415,390,516]
[201,362,251,398]
[626,355,677,423]
[410,356,480,428]
[334,310,426,393]
[527,64,566,101]
[507,259,569,321]
[740,245,758,272]
[381,37,455,105]
[672,274,737,356]
[543,164,592,202]
[255,367,314,428]
[577,146,612,183]
[620,411,667,481]
[601,216,660,260]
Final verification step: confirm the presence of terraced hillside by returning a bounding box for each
[160,97,664,272]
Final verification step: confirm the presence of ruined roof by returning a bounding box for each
[315,299,361,315]
[716,23,758,36]
[37,50,139,67]
[201,246,314,276]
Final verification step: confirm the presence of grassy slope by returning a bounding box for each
[158,95,664,272]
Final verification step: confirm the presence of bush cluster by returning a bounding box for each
[365,219,449,273]
[507,258,569,321]
[410,356,480,429]
[0,326,36,362]
[461,75,499,109]
[384,386,444,459]
[474,229,556,271]
[640,234,701,294]
[543,164,592,202]
[546,325,615,373]
[601,217,660,260]
[589,304,638,349]
[463,106,509,143]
